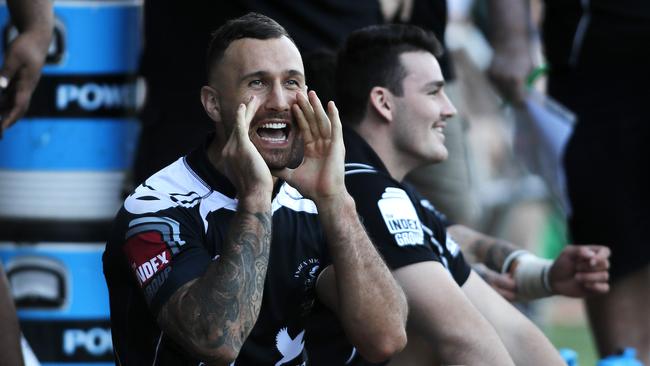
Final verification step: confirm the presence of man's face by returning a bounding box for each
[391,51,457,166]
[212,36,306,170]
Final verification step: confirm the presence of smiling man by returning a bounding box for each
[306,24,570,366]
[103,13,406,366]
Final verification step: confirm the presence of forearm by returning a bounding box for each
[318,194,407,362]
[0,265,24,366]
[487,0,530,49]
[447,225,518,272]
[158,204,272,363]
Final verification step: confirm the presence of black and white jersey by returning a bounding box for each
[103,139,330,366]
[305,128,471,366]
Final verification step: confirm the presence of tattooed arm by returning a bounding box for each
[447,224,516,272]
[447,224,611,300]
[157,207,272,364]
[155,95,274,363]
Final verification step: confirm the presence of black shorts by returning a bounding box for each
[550,70,650,280]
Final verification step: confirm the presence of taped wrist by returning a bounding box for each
[512,252,553,300]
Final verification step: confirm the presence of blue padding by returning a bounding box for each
[0,2,142,74]
[0,245,109,319]
[0,118,140,171]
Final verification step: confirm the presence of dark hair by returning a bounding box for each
[303,48,338,105]
[336,24,444,125]
[205,12,294,82]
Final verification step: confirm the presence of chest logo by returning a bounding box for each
[275,327,305,366]
[377,188,424,246]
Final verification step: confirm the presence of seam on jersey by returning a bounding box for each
[569,0,591,67]
[151,332,163,366]
[345,169,379,175]
[345,163,375,170]
[345,347,357,365]
[183,156,214,198]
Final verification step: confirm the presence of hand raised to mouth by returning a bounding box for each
[273,90,347,204]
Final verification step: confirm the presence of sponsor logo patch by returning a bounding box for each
[377,188,424,246]
[123,231,172,288]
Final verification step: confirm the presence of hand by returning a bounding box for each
[487,40,533,106]
[219,96,273,206]
[274,91,346,203]
[473,264,517,301]
[548,245,610,297]
[0,30,51,136]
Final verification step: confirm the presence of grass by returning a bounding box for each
[545,324,599,366]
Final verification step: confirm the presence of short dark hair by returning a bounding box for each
[336,24,444,125]
[205,13,294,82]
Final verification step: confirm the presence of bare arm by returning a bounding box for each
[449,224,611,299]
[277,91,407,362]
[2,0,53,133]
[448,224,517,271]
[316,196,408,362]
[156,96,273,364]
[486,0,533,104]
[0,263,24,366]
[462,271,565,365]
[158,209,271,364]
[391,262,514,366]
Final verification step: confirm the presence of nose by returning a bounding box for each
[440,91,457,120]
[264,81,292,112]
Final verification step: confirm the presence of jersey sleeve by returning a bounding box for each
[120,208,212,316]
[345,172,444,270]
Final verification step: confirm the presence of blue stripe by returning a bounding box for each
[0,4,141,74]
[0,118,140,170]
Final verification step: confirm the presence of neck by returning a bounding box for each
[353,121,416,182]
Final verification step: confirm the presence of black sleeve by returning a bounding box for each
[121,207,212,316]
[345,172,444,270]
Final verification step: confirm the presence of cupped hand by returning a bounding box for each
[273,91,347,203]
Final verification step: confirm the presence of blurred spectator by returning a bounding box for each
[0,0,53,137]
[544,1,650,363]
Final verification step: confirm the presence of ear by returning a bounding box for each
[200,85,221,122]
[369,86,393,122]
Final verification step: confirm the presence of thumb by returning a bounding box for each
[271,167,292,182]
[0,46,21,90]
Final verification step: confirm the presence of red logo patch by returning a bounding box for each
[123,231,172,287]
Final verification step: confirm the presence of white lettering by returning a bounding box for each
[63,328,112,356]
[56,83,136,111]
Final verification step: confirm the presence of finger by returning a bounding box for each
[575,271,609,283]
[584,282,610,294]
[292,102,313,143]
[327,101,343,141]
[0,50,20,91]
[296,91,320,140]
[308,90,331,139]
[1,88,31,131]
[244,95,260,125]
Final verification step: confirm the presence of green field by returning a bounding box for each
[545,324,599,366]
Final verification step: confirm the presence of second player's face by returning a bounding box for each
[391,51,457,166]
[213,36,307,170]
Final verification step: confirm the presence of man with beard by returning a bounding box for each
[102,13,407,366]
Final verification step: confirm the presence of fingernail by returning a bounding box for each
[0,76,8,89]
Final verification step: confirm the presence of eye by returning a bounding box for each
[248,79,264,88]
[428,89,441,96]
[285,79,301,88]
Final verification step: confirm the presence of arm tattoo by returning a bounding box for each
[159,210,272,360]
[473,238,517,273]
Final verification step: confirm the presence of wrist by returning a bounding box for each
[313,191,354,212]
[238,191,272,213]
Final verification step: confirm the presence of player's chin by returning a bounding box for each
[263,147,303,171]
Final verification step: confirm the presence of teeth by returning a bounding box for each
[261,122,287,129]
[260,136,287,142]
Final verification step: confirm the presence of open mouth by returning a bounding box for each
[256,122,291,143]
